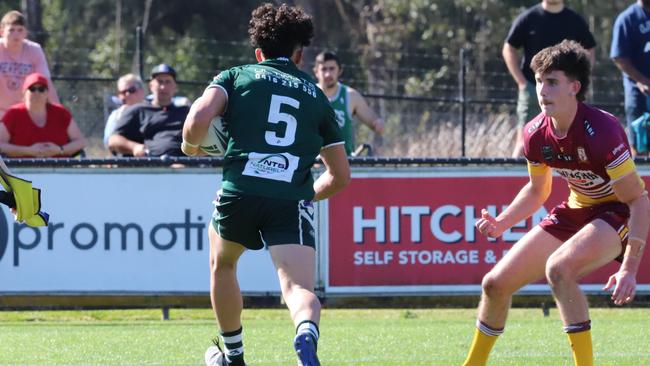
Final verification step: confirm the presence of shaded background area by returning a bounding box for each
[0,0,633,157]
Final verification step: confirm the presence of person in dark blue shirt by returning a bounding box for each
[611,0,650,156]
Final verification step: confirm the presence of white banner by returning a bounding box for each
[0,169,280,294]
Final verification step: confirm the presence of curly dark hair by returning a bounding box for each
[248,3,314,59]
[530,40,591,101]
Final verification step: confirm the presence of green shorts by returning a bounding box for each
[516,81,540,126]
[212,190,316,250]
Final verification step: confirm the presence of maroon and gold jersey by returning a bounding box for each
[524,102,643,208]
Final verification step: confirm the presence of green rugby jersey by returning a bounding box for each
[209,58,344,200]
[328,83,355,155]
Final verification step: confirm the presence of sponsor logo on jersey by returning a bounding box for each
[255,154,290,173]
[542,145,554,161]
[243,152,299,183]
[527,118,544,134]
[612,143,626,156]
[583,120,595,137]
[555,168,604,188]
[577,147,588,162]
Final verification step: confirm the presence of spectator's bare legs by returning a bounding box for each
[511,128,525,158]
[545,219,622,366]
[464,226,562,366]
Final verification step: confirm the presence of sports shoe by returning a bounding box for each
[204,339,247,366]
[293,333,320,366]
[204,339,228,366]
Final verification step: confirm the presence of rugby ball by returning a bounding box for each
[200,116,228,156]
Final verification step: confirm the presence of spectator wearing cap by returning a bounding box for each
[103,73,145,148]
[0,72,86,157]
[108,64,189,157]
[0,10,60,117]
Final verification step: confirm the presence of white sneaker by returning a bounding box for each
[204,342,228,366]
[204,340,247,366]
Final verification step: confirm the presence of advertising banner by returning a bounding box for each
[326,169,650,294]
[0,170,280,294]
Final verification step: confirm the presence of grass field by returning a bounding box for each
[0,307,649,365]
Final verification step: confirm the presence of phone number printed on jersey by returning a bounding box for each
[254,68,317,98]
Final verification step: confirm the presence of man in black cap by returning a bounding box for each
[108,64,190,156]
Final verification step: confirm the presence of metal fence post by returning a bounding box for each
[459,48,467,157]
[135,26,144,79]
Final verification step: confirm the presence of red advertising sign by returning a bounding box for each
[326,173,650,292]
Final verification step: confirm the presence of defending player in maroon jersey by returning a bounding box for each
[525,102,639,208]
[463,40,650,366]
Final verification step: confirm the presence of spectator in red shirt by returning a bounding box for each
[0,72,86,157]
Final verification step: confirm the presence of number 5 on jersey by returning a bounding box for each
[266,94,299,147]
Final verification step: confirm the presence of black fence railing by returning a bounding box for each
[5,156,650,169]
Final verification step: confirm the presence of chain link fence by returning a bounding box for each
[45,31,626,158]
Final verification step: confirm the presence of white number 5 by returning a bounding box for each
[266,94,299,146]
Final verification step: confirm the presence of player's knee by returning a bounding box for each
[212,256,237,274]
[481,272,510,298]
[545,259,573,287]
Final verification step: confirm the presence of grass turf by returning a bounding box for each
[0,308,648,365]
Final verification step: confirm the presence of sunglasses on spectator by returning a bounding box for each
[28,85,47,93]
[118,86,138,95]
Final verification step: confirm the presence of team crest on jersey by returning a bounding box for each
[577,147,588,162]
[583,120,595,137]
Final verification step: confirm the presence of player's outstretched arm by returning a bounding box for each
[313,144,350,201]
[476,167,552,238]
[604,173,650,305]
[182,87,226,156]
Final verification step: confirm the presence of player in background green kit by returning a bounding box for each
[313,51,384,156]
[182,3,350,366]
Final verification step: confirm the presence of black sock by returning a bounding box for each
[220,327,245,366]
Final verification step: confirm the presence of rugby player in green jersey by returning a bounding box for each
[313,51,384,156]
[182,4,350,366]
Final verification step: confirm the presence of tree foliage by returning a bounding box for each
[7,0,628,100]
[4,0,637,156]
